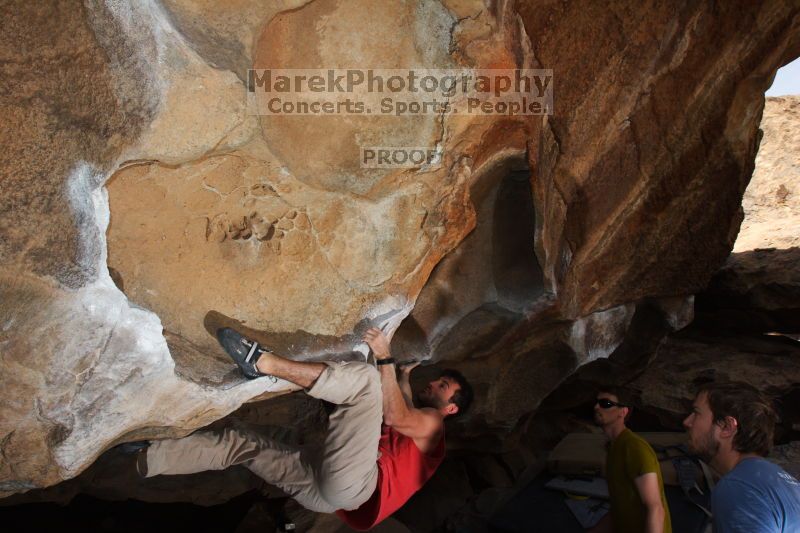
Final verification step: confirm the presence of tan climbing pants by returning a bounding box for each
[142,361,382,513]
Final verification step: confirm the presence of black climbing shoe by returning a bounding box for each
[116,440,150,455]
[217,328,275,380]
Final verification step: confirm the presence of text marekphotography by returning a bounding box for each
[246,68,553,116]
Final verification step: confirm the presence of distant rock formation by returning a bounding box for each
[736,95,800,252]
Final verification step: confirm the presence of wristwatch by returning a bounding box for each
[376,357,396,366]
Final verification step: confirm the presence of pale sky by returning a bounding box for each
[766,57,800,96]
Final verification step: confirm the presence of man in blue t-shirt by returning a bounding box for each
[683,382,800,532]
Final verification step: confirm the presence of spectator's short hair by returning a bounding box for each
[440,368,473,418]
[597,386,634,421]
[698,382,777,457]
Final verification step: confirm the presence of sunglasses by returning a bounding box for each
[596,398,627,409]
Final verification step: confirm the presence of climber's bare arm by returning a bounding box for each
[397,361,419,408]
[363,328,443,454]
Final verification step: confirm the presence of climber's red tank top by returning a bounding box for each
[336,423,445,530]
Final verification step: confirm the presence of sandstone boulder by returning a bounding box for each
[695,247,800,335]
[1,0,798,497]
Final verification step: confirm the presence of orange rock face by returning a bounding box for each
[0,0,798,496]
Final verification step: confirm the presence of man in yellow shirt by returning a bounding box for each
[590,388,672,533]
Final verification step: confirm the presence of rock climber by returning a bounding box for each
[127,326,473,530]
